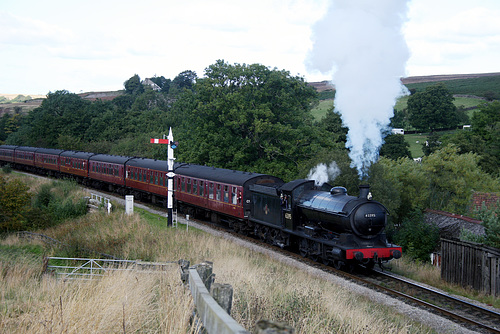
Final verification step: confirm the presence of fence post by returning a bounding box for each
[211,283,234,315]
[178,259,190,284]
[193,261,214,291]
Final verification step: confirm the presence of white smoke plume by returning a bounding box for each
[307,161,341,186]
[307,0,410,178]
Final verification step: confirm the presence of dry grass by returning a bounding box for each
[1,210,434,334]
[0,256,199,333]
[391,257,500,309]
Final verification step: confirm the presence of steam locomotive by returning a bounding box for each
[0,145,401,269]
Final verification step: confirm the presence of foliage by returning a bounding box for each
[370,157,429,226]
[423,145,500,213]
[476,204,500,249]
[13,90,91,148]
[318,109,347,145]
[459,228,486,244]
[0,175,32,232]
[394,210,440,262]
[2,164,12,173]
[124,74,144,95]
[421,132,442,156]
[173,60,321,181]
[380,134,412,160]
[28,180,88,230]
[171,70,197,92]
[407,83,458,132]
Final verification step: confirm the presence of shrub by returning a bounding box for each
[1,164,12,173]
[476,203,500,249]
[394,210,440,262]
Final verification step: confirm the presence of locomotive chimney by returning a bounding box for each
[358,184,372,200]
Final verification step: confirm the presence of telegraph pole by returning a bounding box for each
[150,127,178,227]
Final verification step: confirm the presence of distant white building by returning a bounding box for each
[142,78,161,92]
[391,128,404,135]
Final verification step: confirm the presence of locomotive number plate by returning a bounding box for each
[364,213,376,218]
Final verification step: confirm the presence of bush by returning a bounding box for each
[1,164,12,173]
[476,203,500,249]
[0,175,32,232]
[30,180,88,229]
[394,210,440,262]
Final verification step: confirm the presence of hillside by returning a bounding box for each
[1,72,499,116]
[309,72,500,94]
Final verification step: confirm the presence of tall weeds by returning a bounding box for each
[2,185,436,333]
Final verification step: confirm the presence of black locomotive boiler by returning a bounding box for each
[249,180,401,269]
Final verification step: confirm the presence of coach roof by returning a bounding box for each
[90,154,132,164]
[174,163,283,186]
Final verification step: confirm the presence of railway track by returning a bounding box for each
[181,213,500,334]
[350,269,500,334]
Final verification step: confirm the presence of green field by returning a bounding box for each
[405,133,427,158]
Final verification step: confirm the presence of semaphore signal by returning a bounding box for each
[150,128,177,227]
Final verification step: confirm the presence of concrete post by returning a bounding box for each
[125,195,134,215]
[210,283,234,315]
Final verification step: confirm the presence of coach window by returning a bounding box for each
[187,178,191,193]
[181,177,185,192]
[216,184,221,201]
[232,187,237,205]
[155,172,159,185]
[224,185,229,203]
[200,181,204,197]
[209,183,214,199]
[193,180,198,195]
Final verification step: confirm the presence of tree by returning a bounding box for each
[319,109,347,144]
[407,83,458,132]
[476,204,500,249]
[371,157,429,225]
[124,74,144,95]
[394,210,440,262]
[171,70,197,92]
[422,145,500,213]
[174,60,319,180]
[0,175,32,232]
[379,134,412,160]
[26,90,90,147]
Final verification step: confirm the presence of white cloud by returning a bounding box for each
[1,0,499,94]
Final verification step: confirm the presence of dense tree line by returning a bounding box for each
[1,60,499,253]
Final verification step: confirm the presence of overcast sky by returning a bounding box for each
[1,0,499,95]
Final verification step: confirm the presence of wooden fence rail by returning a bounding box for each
[441,238,500,296]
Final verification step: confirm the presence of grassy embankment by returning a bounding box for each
[1,172,440,333]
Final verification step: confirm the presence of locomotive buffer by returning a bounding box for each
[150,128,178,227]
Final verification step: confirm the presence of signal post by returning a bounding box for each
[150,127,178,227]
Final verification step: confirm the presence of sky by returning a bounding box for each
[1,0,500,95]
